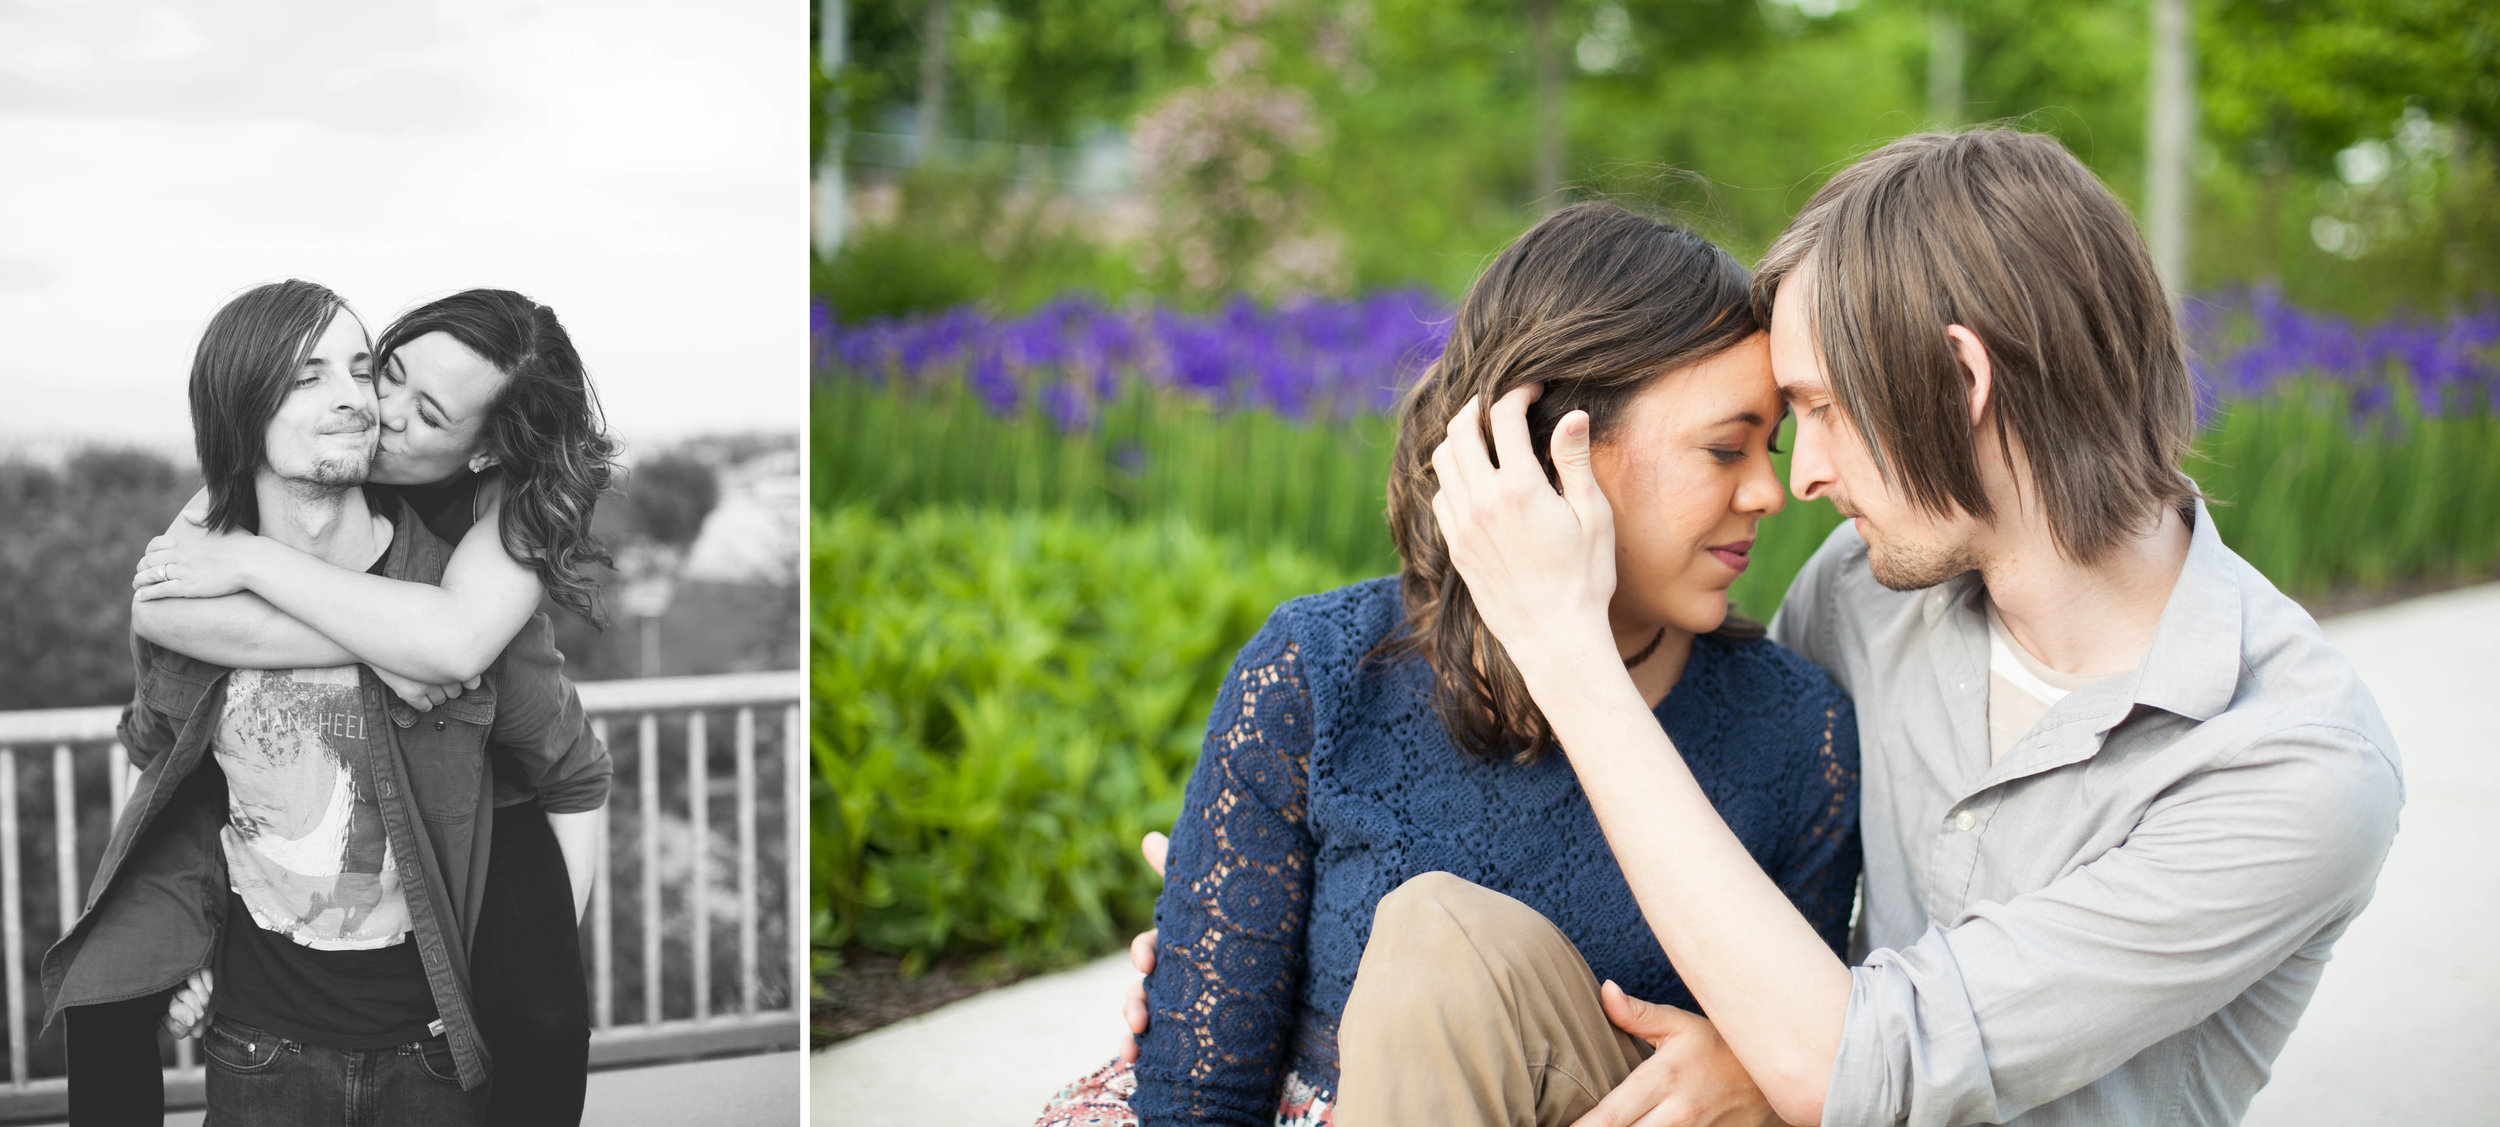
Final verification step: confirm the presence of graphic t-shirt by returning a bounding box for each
[216,664,410,949]
[211,558,438,1047]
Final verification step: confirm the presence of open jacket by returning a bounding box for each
[39,494,611,1090]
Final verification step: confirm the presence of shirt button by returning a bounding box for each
[1954,809,1977,832]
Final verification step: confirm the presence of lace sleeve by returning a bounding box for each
[1776,694,1862,959]
[1131,621,1317,1127]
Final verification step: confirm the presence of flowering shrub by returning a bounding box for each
[2186,285,2500,418]
[816,290,1449,425]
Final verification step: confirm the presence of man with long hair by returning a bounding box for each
[42,279,609,1126]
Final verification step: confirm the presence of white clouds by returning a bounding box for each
[0,0,800,451]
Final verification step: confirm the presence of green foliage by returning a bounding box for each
[2203,0,2500,168]
[811,504,1355,971]
[2191,386,2500,593]
[815,173,1151,321]
[819,0,2500,317]
[814,380,1847,622]
[816,381,1401,573]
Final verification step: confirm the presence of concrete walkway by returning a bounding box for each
[815,585,2500,1126]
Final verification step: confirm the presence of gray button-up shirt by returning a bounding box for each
[1769,502,2403,1126]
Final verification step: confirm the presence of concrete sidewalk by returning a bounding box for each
[815,584,2500,1126]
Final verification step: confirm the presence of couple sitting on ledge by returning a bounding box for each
[1038,128,2402,1127]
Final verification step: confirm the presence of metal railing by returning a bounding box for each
[0,670,805,1121]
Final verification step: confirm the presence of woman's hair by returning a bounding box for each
[191,279,351,534]
[375,289,622,625]
[1380,201,1764,762]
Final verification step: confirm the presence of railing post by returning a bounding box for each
[640,712,662,1026]
[53,745,76,931]
[737,707,758,1016]
[786,702,803,1018]
[2,749,25,1087]
[688,710,710,1023]
[591,716,614,1031]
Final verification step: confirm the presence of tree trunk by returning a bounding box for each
[1927,10,1965,127]
[916,0,953,167]
[1525,0,1566,207]
[2145,0,2195,305]
[815,0,848,257]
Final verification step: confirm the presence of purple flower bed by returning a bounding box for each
[814,292,1449,429]
[814,286,2499,429]
[2185,285,2500,419]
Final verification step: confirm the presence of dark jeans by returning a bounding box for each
[472,801,590,1127]
[201,1016,481,1127]
[66,989,173,1126]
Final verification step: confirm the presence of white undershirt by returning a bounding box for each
[1984,600,2106,762]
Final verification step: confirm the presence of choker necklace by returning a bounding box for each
[1622,627,1668,670]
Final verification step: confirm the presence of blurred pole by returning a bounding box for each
[640,614,661,678]
[1524,0,1564,208]
[2146,0,2195,307]
[1926,9,1965,128]
[915,0,952,167]
[814,0,847,257]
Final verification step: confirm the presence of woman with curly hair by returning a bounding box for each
[1038,202,1863,1126]
[126,287,621,1127]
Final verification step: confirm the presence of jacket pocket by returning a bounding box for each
[397,686,497,823]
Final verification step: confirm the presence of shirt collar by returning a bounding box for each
[2125,496,2244,723]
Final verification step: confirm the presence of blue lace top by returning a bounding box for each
[1131,577,1861,1126]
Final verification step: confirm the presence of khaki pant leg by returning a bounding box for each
[1333,872,1650,1127]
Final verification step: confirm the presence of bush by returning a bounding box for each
[812,504,1356,974]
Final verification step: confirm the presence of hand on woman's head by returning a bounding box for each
[1429,387,1620,674]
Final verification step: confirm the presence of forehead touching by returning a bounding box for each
[1616,334,1782,441]
[1766,260,1830,404]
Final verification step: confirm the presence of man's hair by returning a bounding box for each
[191,279,351,534]
[375,289,620,625]
[1381,201,1763,762]
[1753,128,2200,562]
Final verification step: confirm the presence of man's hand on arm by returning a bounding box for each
[1118,831,1169,1064]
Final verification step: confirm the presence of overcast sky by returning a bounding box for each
[0,0,798,461]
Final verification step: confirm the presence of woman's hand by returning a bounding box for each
[1428,386,1621,683]
[132,524,269,602]
[1117,831,1169,1063]
[372,666,478,713]
[162,968,213,1040]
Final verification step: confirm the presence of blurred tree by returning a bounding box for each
[837,0,1180,146]
[813,0,2500,314]
[0,451,199,710]
[624,454,722,550]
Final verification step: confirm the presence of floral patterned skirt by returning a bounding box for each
[1034,1057,1336,1127]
